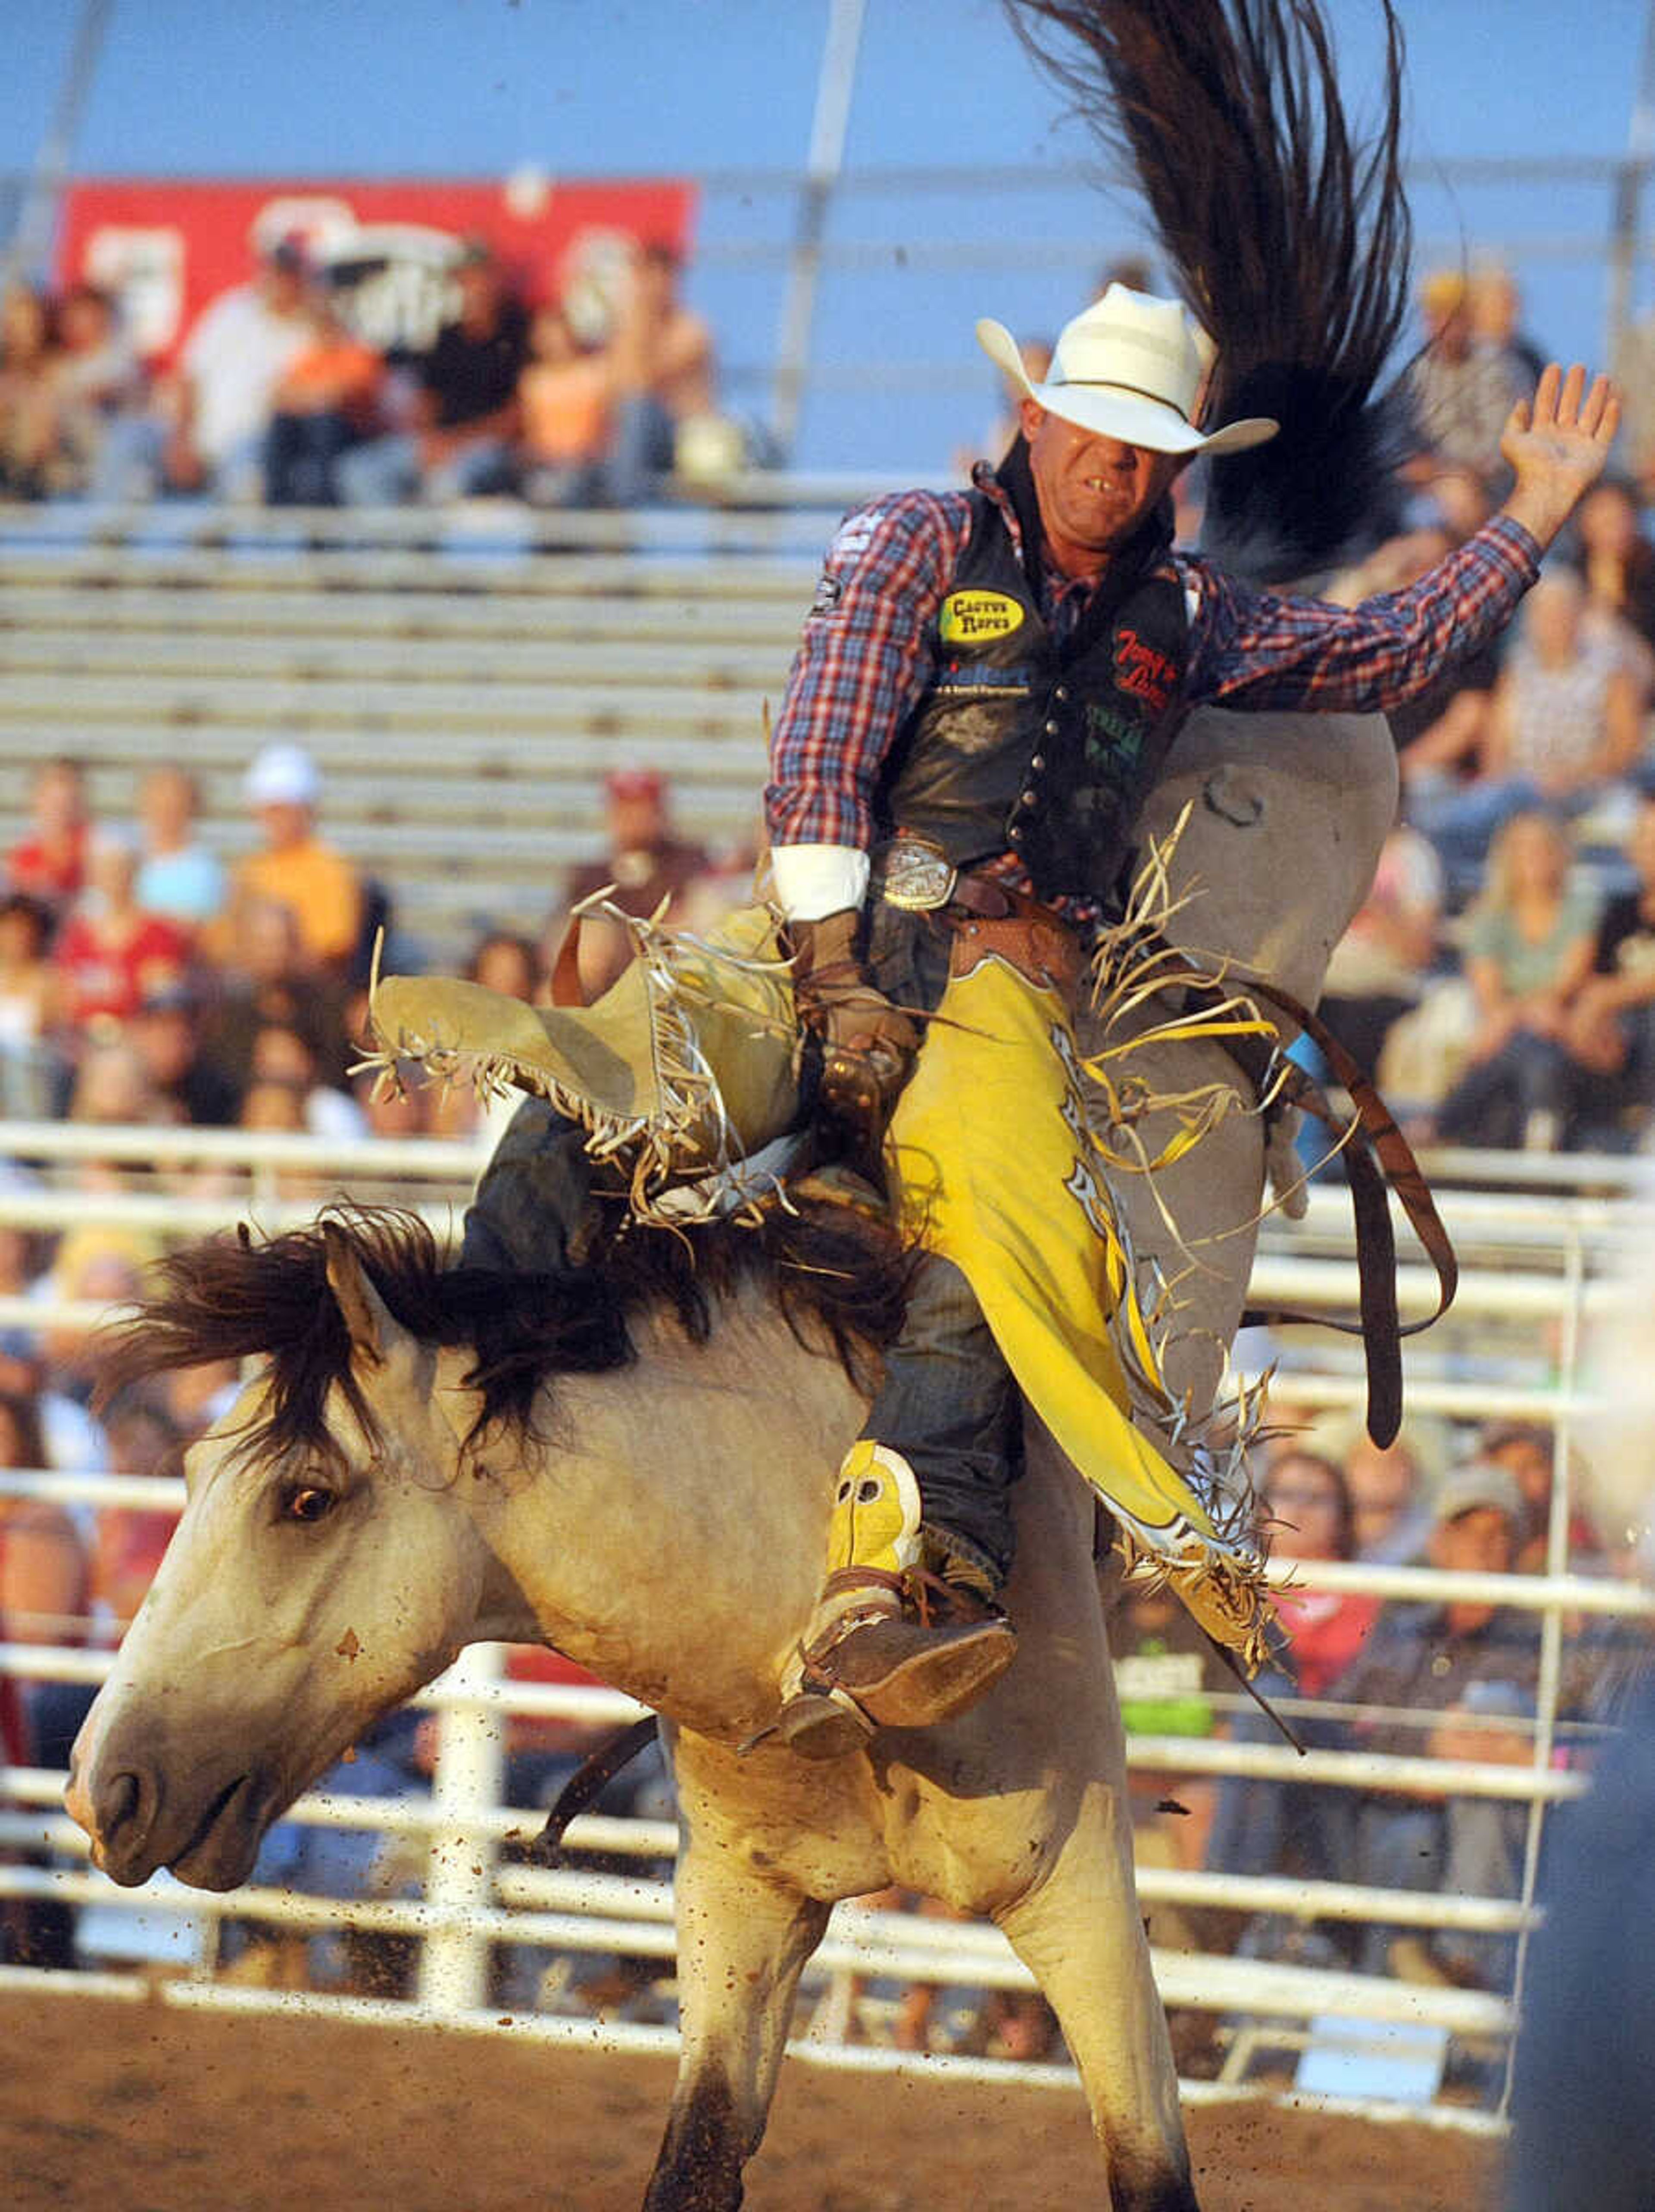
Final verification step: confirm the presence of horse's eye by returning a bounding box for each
[284,1485,334,1524]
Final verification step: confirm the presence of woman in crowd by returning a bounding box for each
[1574,477,1655,655]
[1204,1450,1377,1909]
[0,894,59,1118]
[0,1386,91,1968]
[1426,810,1602,1151]
[517,301,613,507]
[1409,572,1644,893]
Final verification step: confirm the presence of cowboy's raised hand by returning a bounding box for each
[1500,363,1622,550]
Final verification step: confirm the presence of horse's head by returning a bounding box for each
[67,1226,492,1891]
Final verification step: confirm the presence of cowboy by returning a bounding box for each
[762,283,1620,1758]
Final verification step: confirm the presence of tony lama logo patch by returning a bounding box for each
[939,589,1024,646]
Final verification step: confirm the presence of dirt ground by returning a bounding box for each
[0,1985,1503,2212]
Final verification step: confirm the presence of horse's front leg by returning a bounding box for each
[643,1840,831,2212]
[995,1781,1199,2212]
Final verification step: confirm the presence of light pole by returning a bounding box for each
[770,0,868,464]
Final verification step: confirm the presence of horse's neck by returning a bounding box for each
[472,1287,862,1736]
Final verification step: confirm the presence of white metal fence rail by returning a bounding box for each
[0,1121,1649,2123]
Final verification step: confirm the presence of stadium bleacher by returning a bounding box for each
[0,493,872,959]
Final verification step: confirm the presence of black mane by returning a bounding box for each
[96,1201,911,1476]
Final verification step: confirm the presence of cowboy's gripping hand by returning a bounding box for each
[1500,363,1622,552]
[789,908,920,1064]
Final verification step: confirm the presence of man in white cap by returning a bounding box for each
[764,283,1621,1758]
[228,742,362,974]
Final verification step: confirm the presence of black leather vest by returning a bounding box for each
[874,484,1190,906]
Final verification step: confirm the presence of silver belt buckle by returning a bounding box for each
[877,837,958,912]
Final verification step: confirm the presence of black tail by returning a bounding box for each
[1005,0,1415,583]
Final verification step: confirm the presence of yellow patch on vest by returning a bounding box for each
[938,589,1024,645]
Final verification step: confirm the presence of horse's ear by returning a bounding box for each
[322,1222,401,1372]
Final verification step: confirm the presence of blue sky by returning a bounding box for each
[6,0,1651,469]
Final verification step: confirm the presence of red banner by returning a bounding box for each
[56,175,698,363]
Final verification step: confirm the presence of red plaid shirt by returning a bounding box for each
[765,479,1541,854]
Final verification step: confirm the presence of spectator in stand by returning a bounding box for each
[0,894,59,1118]
[1478,1419,1601,1577]
[38,1241,149,1472]
[248,1020,365,1141]
[264,280,385,506]
[1469,262,1548,388]
[518,300,613,507]
[355,1061,427,1140]
[227,743,362,976]
[559,767,714,998]
[41,282,150,501]
[164,238,312,501]
[134,763,225,934]
[200,892,353,1102]
[1422,811,1601,1152]
[1331,1460,1539,1990]
[51,829,190,1045]
[1404,268,1527,501]
[0,1187,44,1399]
[1293,1410,1443,1568]
[1408,571,1645,892]
[1317,821,1446,1080]
[128,981,238,1127]
[152,1355,240,1445]
[1611,284,1655,507]
[468,929,543,1003]
[604,241,716,505]
[340,237,527,505]
[0,283,56,499]
[88,1392,183,1640]
[0,1385,89,1663]
[1573,477,1655,658]
[236,1073,329,1201]
[1556,794,1655,1147]
[0,1384,91,1970]
[6,757,89,917]
[1203,1450,1377,1958]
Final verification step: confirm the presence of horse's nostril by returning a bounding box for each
[100,1769,144,1843]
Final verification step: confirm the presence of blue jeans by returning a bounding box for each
[265,410,357,504]
[1203,1668,1353,1885]
[337,430,518,506]
[1435,1028,1574,1149]
[604,393,676,507]
[1349,1796,1523,1985]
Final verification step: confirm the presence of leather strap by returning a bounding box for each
[944,872,1018,920]
[528,1714,659,1865]
[550,917,587,1007]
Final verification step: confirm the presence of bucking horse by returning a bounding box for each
[67,5,1429,2206]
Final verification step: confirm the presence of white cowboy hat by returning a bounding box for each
[977,283,1277,457]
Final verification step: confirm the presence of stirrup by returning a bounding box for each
[765,1686,878,1762]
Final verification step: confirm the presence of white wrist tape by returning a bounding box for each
[769,843,871,922]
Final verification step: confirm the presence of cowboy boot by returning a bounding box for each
[772,1442,1017,1761]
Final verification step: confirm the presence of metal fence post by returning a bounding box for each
[417,1641,505,2015]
